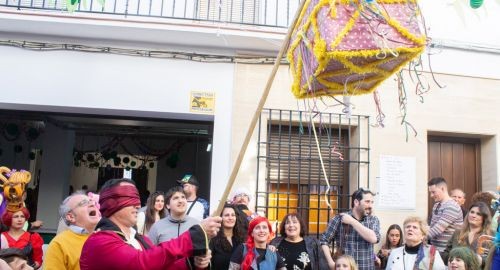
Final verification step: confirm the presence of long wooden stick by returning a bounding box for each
[214,0,306,216]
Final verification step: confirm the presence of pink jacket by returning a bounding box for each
[80,218,207,270]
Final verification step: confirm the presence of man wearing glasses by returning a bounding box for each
[44,191,101,270]
[427,177,463,252]
[320,188,381,270]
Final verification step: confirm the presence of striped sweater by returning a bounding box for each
[428,199,464,251]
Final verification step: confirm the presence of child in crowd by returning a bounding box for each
[377,224,403,269]
[448,247,480,270]
[335,255,358,270]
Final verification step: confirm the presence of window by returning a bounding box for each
[256,109,369,237]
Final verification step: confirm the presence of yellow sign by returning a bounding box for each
[190,91,215,114]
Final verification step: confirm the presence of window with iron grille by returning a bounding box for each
[256,109,370,237]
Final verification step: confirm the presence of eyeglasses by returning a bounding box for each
[70,199,90,213]
[235,194,249,198]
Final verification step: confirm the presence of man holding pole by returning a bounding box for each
[80,178,221,270]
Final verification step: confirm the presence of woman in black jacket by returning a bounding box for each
[209,204,245,269]
[270,213,327,270]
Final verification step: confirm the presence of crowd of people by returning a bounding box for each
[0,172,499,270]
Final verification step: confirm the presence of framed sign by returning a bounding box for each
[190,91,215,114]
[377,155,416,210]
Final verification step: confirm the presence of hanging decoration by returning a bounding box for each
[122,157,130,164]
[470,0,484,8]
[65,0,105,13]
[72,136,187,170]
[0,121,44,160]
[3,123,20,141]
[288,0,427,98]
[1,122,43,143]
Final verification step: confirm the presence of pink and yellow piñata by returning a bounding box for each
[288,0,426,98]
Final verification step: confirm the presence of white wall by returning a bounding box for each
[0,45,234,216]
[420,0,500,46]
[418,1,500,79]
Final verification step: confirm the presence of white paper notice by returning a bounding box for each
[377,155,416,210]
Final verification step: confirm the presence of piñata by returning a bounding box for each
[288,0,426,98]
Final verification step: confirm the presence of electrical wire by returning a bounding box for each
[0,39,289,65]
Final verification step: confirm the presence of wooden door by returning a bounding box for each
[427,136,481,215]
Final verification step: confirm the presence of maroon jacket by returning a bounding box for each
[80,218,208,270]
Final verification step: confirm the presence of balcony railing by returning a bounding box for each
[0,0,299,27]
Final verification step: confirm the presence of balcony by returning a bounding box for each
[0,0,299,27]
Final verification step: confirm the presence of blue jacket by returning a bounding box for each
[243,245,278,270]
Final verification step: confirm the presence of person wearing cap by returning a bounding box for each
[79,178,222,270]
[231,188,258,234]
[178,175,209,221]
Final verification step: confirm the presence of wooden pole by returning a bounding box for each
[214,0,306,216]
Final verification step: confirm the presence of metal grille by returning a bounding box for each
[0,0,300,27]
[256,109,370,237]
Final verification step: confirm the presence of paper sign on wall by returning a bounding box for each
[377,155,416,210]
[190,91,215,114]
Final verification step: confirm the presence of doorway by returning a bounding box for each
[0,109,214,218]
[427,136,481,214]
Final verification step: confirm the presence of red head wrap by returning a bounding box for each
[99,185,140,217]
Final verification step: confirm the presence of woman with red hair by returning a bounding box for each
[229,216,286,270]
[1,207,43,269]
